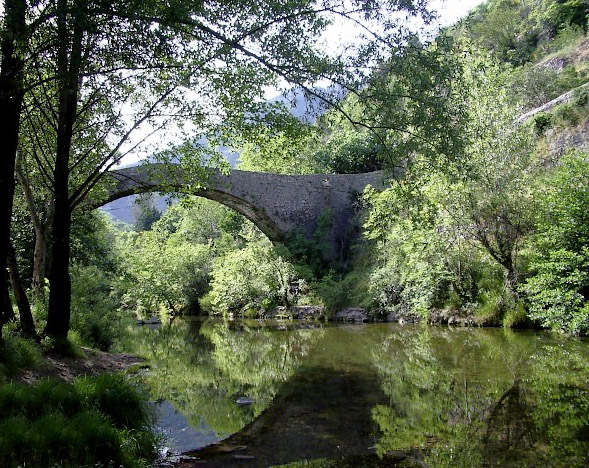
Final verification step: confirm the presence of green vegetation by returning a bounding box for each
[2,0,588,346]
[223,0,589,333]
[0,329,43,381]
[522,152,589,333]
[0,329,159,468]
[6,0,581,335]
[451,0,588,66]
[0,374,157,468]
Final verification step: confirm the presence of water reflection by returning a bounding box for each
[127,321,589,467]
[126,318,322,447]
[371,327,589,467]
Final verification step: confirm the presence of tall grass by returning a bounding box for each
[0,328,42,381]
[0,373,158,468]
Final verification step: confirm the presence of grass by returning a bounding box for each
[0,373,159,468]
[534,26,587,66]
[0,328,159,468]
[0,329,43,381]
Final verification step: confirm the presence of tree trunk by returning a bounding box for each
[43,205,54,286]
[45,202,72,338]
[44,0,84,339]
[7,242,36,338]
[32,221,50,296]
[44,89,76,338]
[1,282,15,321]
[15,161,53,297]
[505,267,519,297]
[0,0,27,340]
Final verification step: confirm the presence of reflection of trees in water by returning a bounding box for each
[126,319,322,436]
[200,320,320,394]
[370,327,589,467]
[482,379,536,465]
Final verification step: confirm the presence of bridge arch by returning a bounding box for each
[98,164,387,258]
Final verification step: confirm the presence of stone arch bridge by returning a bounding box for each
[100,164,387,259]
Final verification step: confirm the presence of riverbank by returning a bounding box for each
[0,335,158,468]
[223,305,526,329]
[12,346,146,384]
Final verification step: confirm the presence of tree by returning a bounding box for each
[0,0,27,340]
[132,194,161,232]
[14,155,53,297]
[226,33,466,176]
[433,46,536,293]
[357,46,537,323]
[6,241,36,337]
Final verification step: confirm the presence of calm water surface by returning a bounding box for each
[127,319,589,467]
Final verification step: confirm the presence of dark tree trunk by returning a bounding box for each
[0,0,27,340]
[45,201,72,338]
[44,85,76,337]
[7,242,36,338]
[44,0,84,339]
[32,216,50,295]
[1,282,15,322]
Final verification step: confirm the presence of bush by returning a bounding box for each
[70,263,124,351]
[533,113,553,135]
[522,152,589,333]
[0,374,157,468]
[312,272,349,312]
[523,248,589,333]
[119,228,214,316]
[0,331,42,380]
[204,240,299,315]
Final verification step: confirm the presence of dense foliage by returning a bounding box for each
[452,0,589,66]
[522,152,589,333]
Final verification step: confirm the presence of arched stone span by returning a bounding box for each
[99,164,387,258]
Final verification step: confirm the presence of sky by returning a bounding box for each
[433,0,485,28]
[119,0,487,166]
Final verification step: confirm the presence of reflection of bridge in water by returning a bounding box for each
[183,363,392,468]
[100,164,387,259]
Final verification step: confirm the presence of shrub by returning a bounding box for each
[205,240,299,315]
[522,152,589,333]
[70,263,127,351]
[523,248,589,333]
[312,272,349,312]
[0,375,157,468]
[533,113,553,136]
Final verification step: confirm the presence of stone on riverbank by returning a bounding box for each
[332,308,368,323]
[270,305,326,320]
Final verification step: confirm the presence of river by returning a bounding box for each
[124,319,589,467]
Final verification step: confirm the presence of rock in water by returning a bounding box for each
[236,396,255,405]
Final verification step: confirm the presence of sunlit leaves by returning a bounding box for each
[522,151,589,334]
